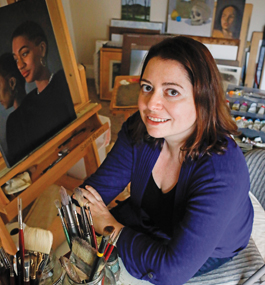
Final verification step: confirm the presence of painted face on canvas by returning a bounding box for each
[138,57,197,143]
[221,6,236,32]
[12,36,45,83]
[0,75,15,109]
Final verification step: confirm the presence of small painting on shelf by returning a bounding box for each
[212,0,246,39]
[121,0,151,22]
[167,0,214,37]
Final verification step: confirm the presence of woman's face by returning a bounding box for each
[0,75,14,109]
[221,6,236,31]
[12,36,45,83]
[138,57,196,143]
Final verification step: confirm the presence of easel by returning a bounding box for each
[0,0,106,255]
[0,102,108,255]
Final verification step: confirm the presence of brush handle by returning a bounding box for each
[104,244,114,261]
[88,236,109,282]
[16,251,23,285]
[90,225,98,250]
[73,211,83,238]
[57,209,71,249]
[9,256,16,285]
[65,205,79,239]
[80,207,92,244]
[87,207,98,250]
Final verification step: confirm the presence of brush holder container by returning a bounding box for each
[62,252,116,285]
[40,249,64,285]
[62,266,115,285]
[106,247,120,282]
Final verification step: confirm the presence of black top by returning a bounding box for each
[6,70,76,167]
[141,173,176,236]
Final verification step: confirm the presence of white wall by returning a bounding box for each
[63,0,265,69]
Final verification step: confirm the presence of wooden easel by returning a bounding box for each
[0,102,109,255]
[0,0,105,255]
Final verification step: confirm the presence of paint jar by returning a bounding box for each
[40,249,64,285]
[232,100,240,111]
[253,119,261,131]
[106,247,120,282]
[239,102,248,112]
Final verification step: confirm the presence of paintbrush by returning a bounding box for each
[16,251,22,285]
[54,199,71,249]
[71,237,96,267]
[85,205,98,250]
[103,234,117,262]
[72,203,83,238]
[24,253,30,285]
[88,226,114,282]
[29,252,37,285]
[74,187,92,245]
[0,237,11,270]
[59,256,81,283]
[59,186,79,240]
[17,198,25,284]
[24,226,53,285]
[9,255,16,285]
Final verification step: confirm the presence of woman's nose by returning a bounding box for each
[146,92,163,111]
[16,57,25,70]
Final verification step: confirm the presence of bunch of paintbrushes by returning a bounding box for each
[56,186,117,282]
[0,198,53,285]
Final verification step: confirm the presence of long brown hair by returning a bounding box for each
[130,36,238,160]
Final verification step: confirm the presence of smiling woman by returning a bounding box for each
[78,36,254,285]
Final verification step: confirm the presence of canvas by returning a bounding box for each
[0,0,76,168]
[121,0,151,22]
[167,0,215,37]
[212,0,246,39]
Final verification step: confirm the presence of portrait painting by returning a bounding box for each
[167,0,215,37]
[121,0,151,22]
[0,0,76,168]
[212,0,246,39]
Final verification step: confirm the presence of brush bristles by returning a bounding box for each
[54,199,61,209]
[103,226,115,237]
[74,187,84,207]
[59,186,69,206]
[71,237,96,266]
[72,203,77,212]
[24,226,53,254]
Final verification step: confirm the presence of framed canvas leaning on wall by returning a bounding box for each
[0,0,80,168]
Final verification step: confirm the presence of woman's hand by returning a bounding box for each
[80,185,123,236]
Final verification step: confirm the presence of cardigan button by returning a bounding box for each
[148,273,154,279]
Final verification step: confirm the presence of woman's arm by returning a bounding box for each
[80,118,134,205]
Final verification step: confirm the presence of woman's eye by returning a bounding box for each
[141,84,152,92]
[167,89,179,97]
[21,50,29,57]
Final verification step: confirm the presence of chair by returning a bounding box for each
[185,148,265,284]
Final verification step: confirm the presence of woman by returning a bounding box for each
[212,5,240,39]
[0,53,26,110]
[6,21,76,167]
[0,53,26,160]
[79,36,253,284]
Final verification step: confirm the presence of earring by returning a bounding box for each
[40,57,46,67]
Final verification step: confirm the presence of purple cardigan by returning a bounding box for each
[82,113,253,285]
